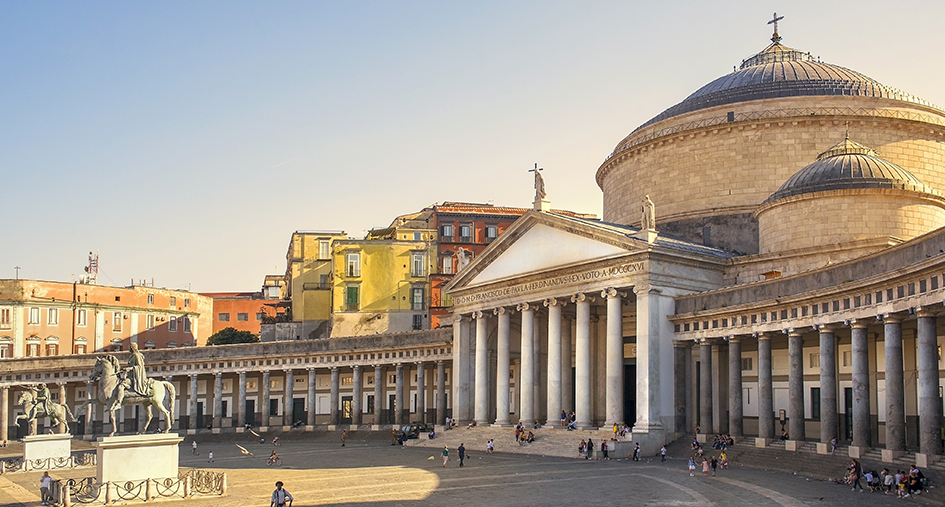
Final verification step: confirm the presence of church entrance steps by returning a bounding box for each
[409,426,621,459]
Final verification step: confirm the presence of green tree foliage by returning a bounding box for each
[206,327,260,346]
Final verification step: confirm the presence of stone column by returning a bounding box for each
[394,364,404,425]
[561,314,573,413]
[261,370,271,430]
[414,363,423,424]
[917,309,941,456]
[818,326,837,445]
[728,337,743,437]
[601,288,624,427]
[518,302,536,424]
[543,299,563,427]
[633,284,665,440]
[330,367,340,426]
[352,365,363,426]
[451,315,473,424]
[495,307,512,426]
[474,310,489,424]
[0,387,8,442]
[757,333,773,440]
[884,315,906,453]
[571,294,593,427]
[307,368,316,427]
[787,330,805,441]
[699,340,713,434]
[57,383,68,433]
[374,366,384,426]
[237,371,247,429]
[436,361,447,425]
[673,341,689,434]
[850,321,871,449]
[284,369,294,429]
[189,374,199,431]
[212,372,223,430]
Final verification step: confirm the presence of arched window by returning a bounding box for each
[46,336,59,356]
[74,337,88,355]
[0,336,12,359]
[144,339,156,350]
[167,340,178,349]
[26,335,40,357]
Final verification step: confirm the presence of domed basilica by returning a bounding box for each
[447,23,945,460]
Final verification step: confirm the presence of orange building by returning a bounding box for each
[201,291,285,336]
[0,279,213,358]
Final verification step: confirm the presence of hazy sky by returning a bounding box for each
[2,1,942,292]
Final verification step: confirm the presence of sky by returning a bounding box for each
[1,0,943,292]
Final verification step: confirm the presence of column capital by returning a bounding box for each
[632,284,662,296]
[494,306,515,316]
[725,335,740,344]
[517,302,536,312]
[543,297,567,308]
[600,287,627,299]
[283,368,294,374]
[436,359,444,365]
[214,372,223,378]
[882,313,905,324]
[814,323,841,332]
[570,293,595,304]
[753,331,771,340]
[846,318,871,329]
[783,327,805,337]
[330,366,339,372]
[914,306,942,318]
[673,340,692,349]
[238,370,247,377]
[353,364,362,371]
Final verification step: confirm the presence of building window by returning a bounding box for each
[28,342,40,357]
[29,307,40,324]
[810,387,821,420]
[47,308,59,325]
[411,252,425,277]
[237,313,249,321]
[217,313,229,322]
[75,343,86,355]
[146,314,155,329]
[167,341,177,348]
[345,286,360,311]
[741,357,753,371]
[144,340,156,350]
[442,257,453,275]
[412,314,423,330]
[46,343,58,356]
[318,240,330,260]
[169,296,176,307]
[459,224,472,242]
[256,313,264,321]
[182,317,191,333]
[441,224,453,238]
[0,343,10,358]
[148,294,154,305]
[76,309,87,327]
[485,225,498,239]
[346,252,361,277]
[411,288,424,311]
[113,312,123,332]
[842,350,851,367]
[169,316,178,332]
[184,298,190,308]
[0,308,11,328]
[413,232,422,241]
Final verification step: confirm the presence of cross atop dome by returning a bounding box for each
[767,12,784,44]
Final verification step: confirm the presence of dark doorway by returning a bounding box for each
[844,387,853,440]
[293,399,305,426]
[269,399,279,419]
[341,396,353,424]
[16,418,28,439]
[624,364,636,425]
[367,395,375,420]
[388,394,397,425]
[245,399,256,427]
[196,402,204,429]
[126,406,139,433]
[76,413,85,435]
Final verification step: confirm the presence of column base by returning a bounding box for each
[882,449,905,462]
[235,427,245,434]
[371,425,383,431]
[815,443,831,455]
[848,446,869,459]
[186,429,197,436]
[696,433,708,444]
[755,438,769,448]
[915,453,938,468]
[784,440,802,451]
[305,425,315,432]
[327,425,338,431]
[211,428,221,434]
[492,422,513,428]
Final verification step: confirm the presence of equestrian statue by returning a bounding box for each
[15,383,77,435]
[77,342,176,436]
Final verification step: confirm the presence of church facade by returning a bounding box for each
[446,29,945,460]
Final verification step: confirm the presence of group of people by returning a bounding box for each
[846,461,928,497]
[559,410,578,430]
[711,435,734,450]
[688,454,725,477]
[513,423,535,444]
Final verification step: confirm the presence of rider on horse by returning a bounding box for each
[27,383,53,421]
[121,343,153,398]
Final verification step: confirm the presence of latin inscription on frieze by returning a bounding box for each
[454,262,645,305]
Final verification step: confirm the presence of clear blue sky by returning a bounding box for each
[2,1,942,292]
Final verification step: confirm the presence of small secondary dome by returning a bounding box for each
[763,135,937,204]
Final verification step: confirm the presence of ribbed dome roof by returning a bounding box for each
[763,136,938,203]
[635,40,940,131]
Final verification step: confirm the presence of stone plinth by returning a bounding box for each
[815,443,830,455]
[882,449,905,463]
[755,438,769,448]
[784,440,801,451]
[915,453,937,468]
[630,427,666,456]
[95,433,183,483]
[848,446,869,459]
[23,433,72,461]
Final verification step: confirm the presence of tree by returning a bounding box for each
[206,327,259,346]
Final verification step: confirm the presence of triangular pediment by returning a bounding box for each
[448,212,645,290]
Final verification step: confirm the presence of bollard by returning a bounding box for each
[63,484,72,507]
[146,478,154,501]
[183,476,191,498]
[104,482,112,504]
[220,473,227,496]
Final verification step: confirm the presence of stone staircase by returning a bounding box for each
[409,425,620,459]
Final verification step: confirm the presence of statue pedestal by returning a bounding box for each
[95,433,183,483]
[23,433,73,461]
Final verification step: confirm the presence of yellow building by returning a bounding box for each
[282,230,348,339]
[331,227,438,337]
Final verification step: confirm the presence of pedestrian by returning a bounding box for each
[830,437,837,453]
[341,429,346,447]
[587,438,594,460]
[208,451,214,463]
[660,445,667,463]
[442,445,449,467]
[458,443,466,467]
[192,440,197,455]
[702,457,709,477]
[688,456,696,477]
[40,471,52,506]
[391,428,398,446]
[560,410,567,428]
[613,423,619,439]
[601,440,609,460]
[487,439,494,454]
[850,459,863,491]
[632,442,640,461]
[270,481,293,507]
[710,455,718,476]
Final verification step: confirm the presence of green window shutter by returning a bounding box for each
[346,286,359,308]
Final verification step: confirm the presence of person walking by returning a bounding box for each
[192,441,197,455]
[487,439,494,453]
[207,451,214,463]
[39,472,53,506]
[702,457,710,477]
[632,443,641,461]
[341,430,347,447]
[458,443,466,467]
[688,456,696,477]
[270,481,293,507]
[660,445,667,463]
[601,440,609,460]
[441,445,450,467]
[710,455,718,476]
[587,438,594,460]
